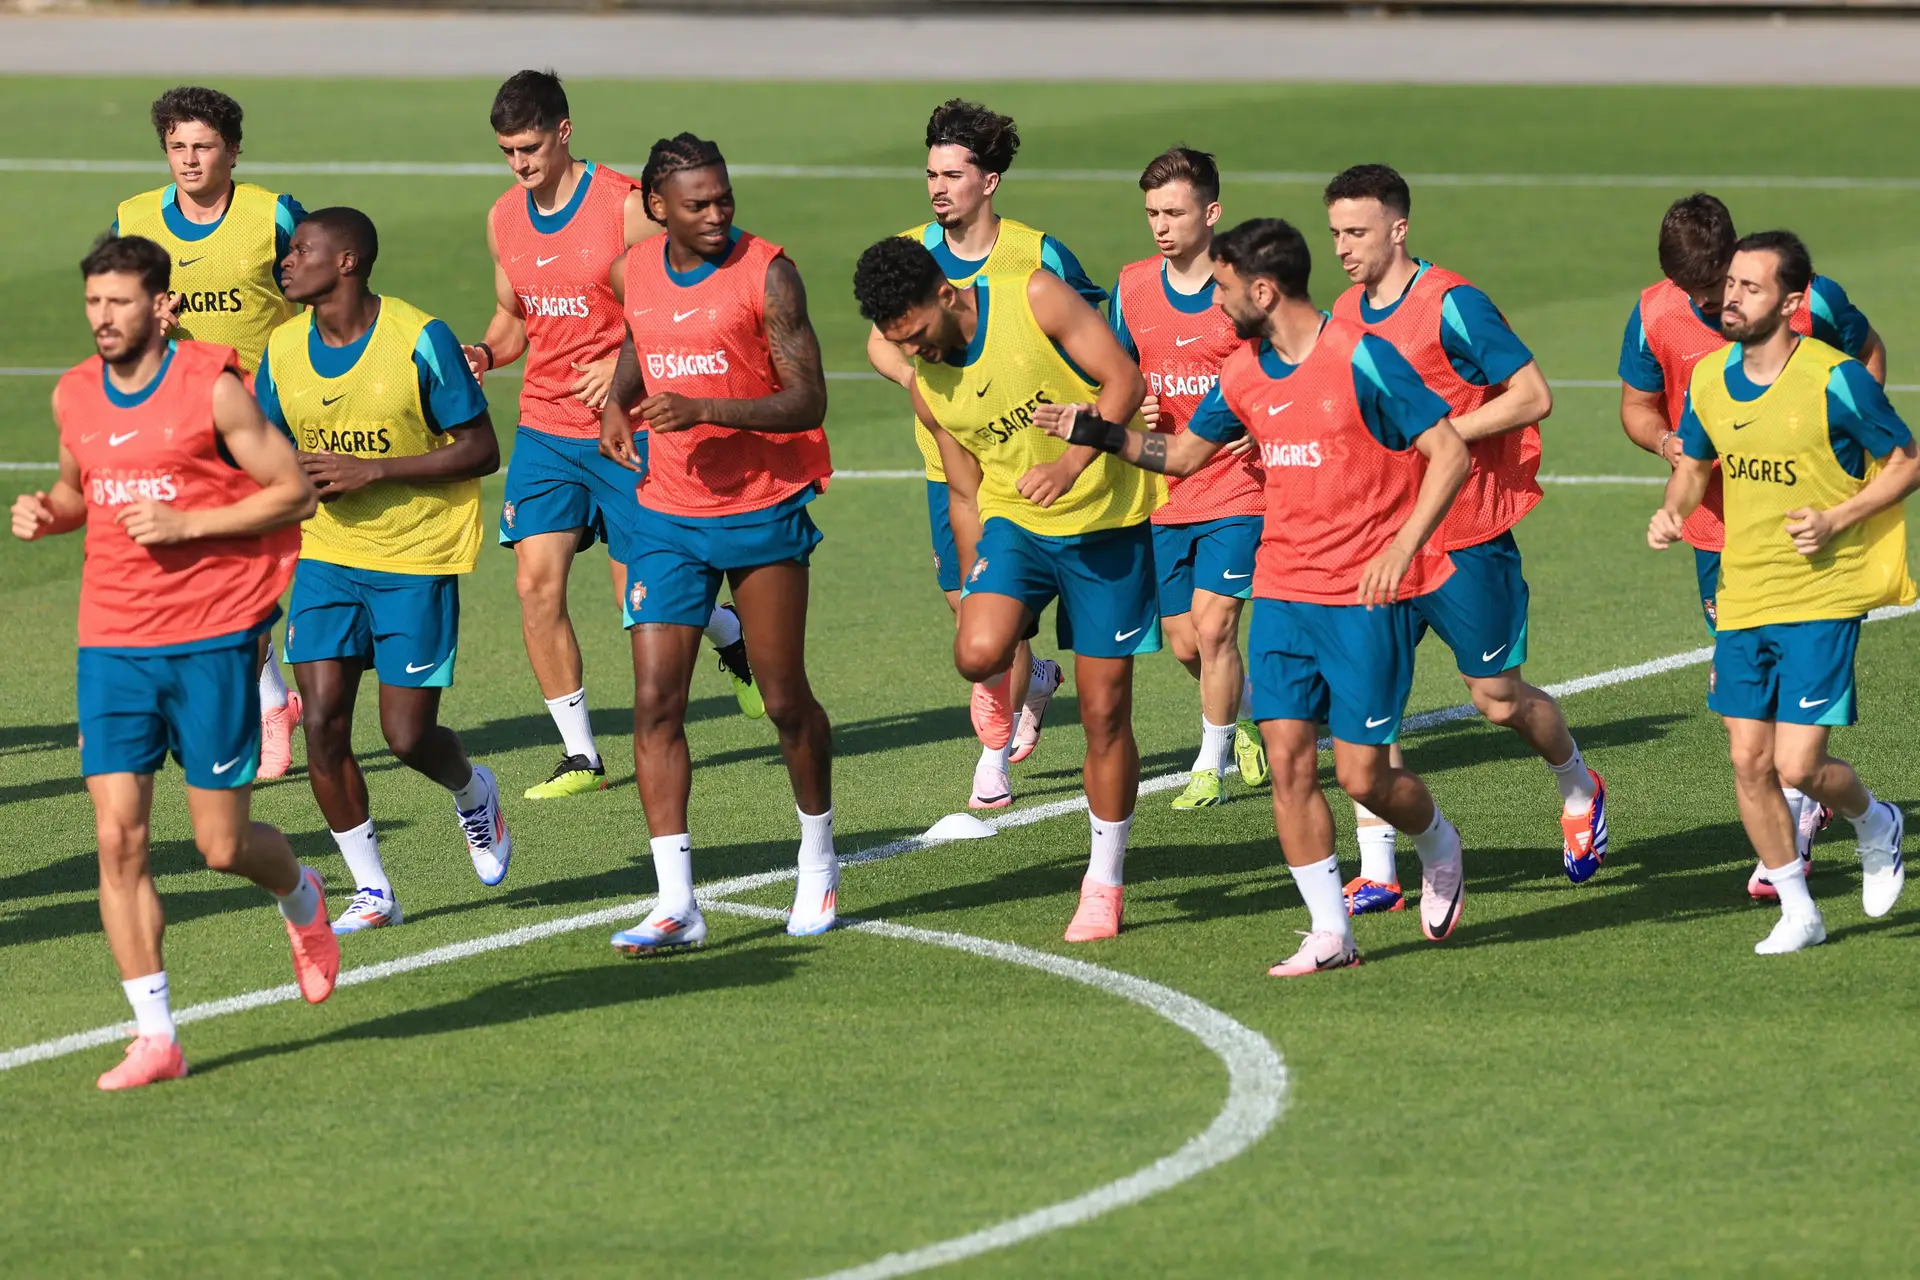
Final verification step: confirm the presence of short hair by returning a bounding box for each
[81,234,170,296]
[302,206,379,276]
[1210,218,1312,300]
[1140,146,1220,206]
[1658,193,1737,294]
[1323,163,1411,219]
[490,69,568,135]
[641,133,727,224]
[852,237,945,326]
[151,85,243,151]
[1733,229,1814,297]
[925,99,1020,176]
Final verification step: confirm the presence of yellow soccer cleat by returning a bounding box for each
[1235,720,1270,788]
[1171,768,1225,811]
[524,754,607,801]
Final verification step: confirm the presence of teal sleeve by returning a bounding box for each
[1109,278,1138,361]
[1438,285,1532,387]
[1806,275,1872,359]
[273,195,306,294]
[1039,235,1109,312]
[1187,383,1246,443]
[1351,334,1451,449]
[1677,392,1716,461]
[253,347,290,436]
[1825,360,1911,477]
[413,320,489,433]
[1617,301,1664,392]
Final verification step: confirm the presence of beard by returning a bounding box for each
[1229,309,1267,341]
[94,314,154,367]
[1721,309,1782,345]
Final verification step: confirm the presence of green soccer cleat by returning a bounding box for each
[713,605,766,720]
[1235,720,1270,788]
[1171,769,1225,810]
[523,753,607,801]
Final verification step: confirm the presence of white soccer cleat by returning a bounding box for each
[1009,659,1064,765]
[331,887,402,935]
[1755,911,1827,955]
[1858,800,1906,919]
[788,859,840,937]
[612,906,708,956]
[969,757,1011,810]
[457,763,512,886]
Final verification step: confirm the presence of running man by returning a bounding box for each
[1111,146,1269,811]
[467,71,761,804]
[1648,230,1914,954]
[1619,192,1889,900]
[864,99,1107,807]
[114,85,310,780]
[258,208,511,935]
[1041,218,1472,975]
[600,134,838,954]
[12,235,335,1090]
[854,234,1162,943]
[1325,164,1605,909]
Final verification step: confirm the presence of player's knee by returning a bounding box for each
[631,683,688,740]
[1467,678,1526,728]
[195,828,246,872]
[1079,697,1131,752]
[1163,618,1200,667]
[381,720,432,769]
[953,633,1014,684]
[1728,739,1775,786]
[1334,757,1390,809]
[301,705,352,762]
[1194,615,1238,661]
[1774,755,1822,794]
[759,681,819,732]
[1267,741,1318,799]
[514,563,566,620]
[94,818,150,875]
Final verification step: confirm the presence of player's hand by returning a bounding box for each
[1647,506,1686,550]
[298,451,384,501]
[1659,432,1687,469]
[1139,394,1161,432]
[157,293,184,336]
[1356,545,1413,610]
[115,500,193,545]
[1223,433,1257,459]
[462,344,491,384]
[636,391,705,434]
[569,356,619,411]
[11,491,56,541]
[1016,457,1083,509]
[1030,402,1085,441]
[600,413,645,473]
[1785,506,1838,557]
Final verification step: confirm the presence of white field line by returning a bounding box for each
[705,902,1285,1280]
[6,158,1920,192]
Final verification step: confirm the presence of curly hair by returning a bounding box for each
[490,69,569,135]
[1323,163,1410,219]
[641,132,727,224]
[924,99,1020,176]
[151,85,243,151]
[852,236,945,326]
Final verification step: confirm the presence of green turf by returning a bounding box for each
[4,76,1920,1278]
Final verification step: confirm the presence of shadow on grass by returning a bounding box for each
[0,720,79,758]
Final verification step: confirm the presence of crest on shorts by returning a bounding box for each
[503,501,517,529]
[1703,596,1717,628]
[629,581,647,612]
[1708,664,1718,694]
[969,558,988,583]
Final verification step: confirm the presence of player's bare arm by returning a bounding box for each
[1449,360,1553,443]
[1785,439,1920,556]
[1017,270,1143,505]
[1650,453,1714,548]
[1859,327,1888,385]
[465,218,528,381]
[914,383,986,570]
[644,256,828,435]
[866,323,917,390]
[598,329,647,473]
[11,418,85,541]
[1358,417,1469,609]
[1032,401,1224,478]
[1621,383,1684,464]
[299,409,501,502]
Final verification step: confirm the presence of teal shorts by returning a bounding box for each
[1709,618,1860,726]
[78,618,273,788]
[1411,531,1530,678]
[1248,597,1421,745]
[1696,547,1721,635]
[927,480,961,593]
[963,517,1161,659]
[285,559,460,688]
[499,426,648,562]
[1151,515,1260,618]
[622,489,822,629]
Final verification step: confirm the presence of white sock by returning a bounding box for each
[1087,812,1132,887]
[797,805,836,872]
[1845,792,1893,845]
[704,604,741,648]
[1548,742,1597,813]
[1192,718,1234,774]
[543,688,600,767]
[1288,853,1353,940]
[121,972,175,1041]
[1768,850,1818,921]
[1780,785,1808,833]
[275,865,320,927]
[1411,808,1461,869]
[331,820,389,896]
[259,643,289,713]
[978,742,1012,772]
[450,765,488,811]
[651,834,695,916]
[1354,803,1399,885]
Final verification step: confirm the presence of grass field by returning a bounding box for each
[4,76,1920,1277]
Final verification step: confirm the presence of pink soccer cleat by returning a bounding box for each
[1064,877,1124,942]
[1419,828,1466,942]
[969,757,1011,810]
[1009,659,1063,765]
[969,675,1014,751]
[1268,930,1361,977]
[97,1034,189,1091]
[284,868,341,1004]
[258,691,303,780]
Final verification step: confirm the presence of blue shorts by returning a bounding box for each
[78,623,271,788]
[285,559,460,688]
[622,490,823,629]
[1412,531,1531,678]
[499,426,648,562]
[927,480,961,594]
[1248,597,1421,745]
[1709,618,1860,726]
[1695,547,1721,635]
[1152,516,1260,618]
[962,518,1161,659]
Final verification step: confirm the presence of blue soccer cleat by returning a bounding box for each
[1561,770,1609,884]
[1343,877,1404,916]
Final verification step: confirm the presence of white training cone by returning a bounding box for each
[923,813,998,841]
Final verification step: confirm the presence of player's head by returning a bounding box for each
[924,99,1020,230]
[80,235,171,366]
[1323,164,1411,289]
[642,133,733,256]
[1658,192,1738,316]
[1720,229,1812,345]
[1209,218,1312,341]
[853,236,965,362]
[280,206,379,306]
[491,69,572,191]
[1140,146,1221,262]
[150,86,243,201]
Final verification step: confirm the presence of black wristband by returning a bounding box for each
[475,341,495,371]
[1066,407,1129,454]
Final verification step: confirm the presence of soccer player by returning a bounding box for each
[114,85,310,781]
[1647,230,1914,954]
[1110,146,1269,811]
[12,235,335,1090]
[1325,164,1605,910]
[257,208,511,935]
[853,235,1161,944]
[466,71,761,803]
[600,134,838,953]
[863,99,1107,809]
[1620,192,1888,900]
[1040,218,1472,975]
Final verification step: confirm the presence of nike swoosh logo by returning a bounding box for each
[1114,627,1144,643]
[1731,419,1756,431]
[1265,401,1293,416]
[536,255,560,267]
[673,308,700,322]
[405,660,438,674]
[108,431,138,447]
[321,394,345,406]
[1223,570,1251,580]
[975,379,993,397]
[1365,714,1393,728]
[177,257,203,268]
[80,432,99,444]
[1799,696,1829,709]
[1682,348,1716,361]
[1174,336,1203,348]
[1481,644,1508,663]
[211,755,243,775]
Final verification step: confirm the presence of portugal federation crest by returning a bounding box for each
[502,501,517,529]
[629,581,647,612]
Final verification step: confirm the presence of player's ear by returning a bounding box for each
[556,119,572,148]
[980,170,1000,199]
[1391,217,1408,245]
[1204,202,1222,229]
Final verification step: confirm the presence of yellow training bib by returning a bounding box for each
[916,273,1162,537]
